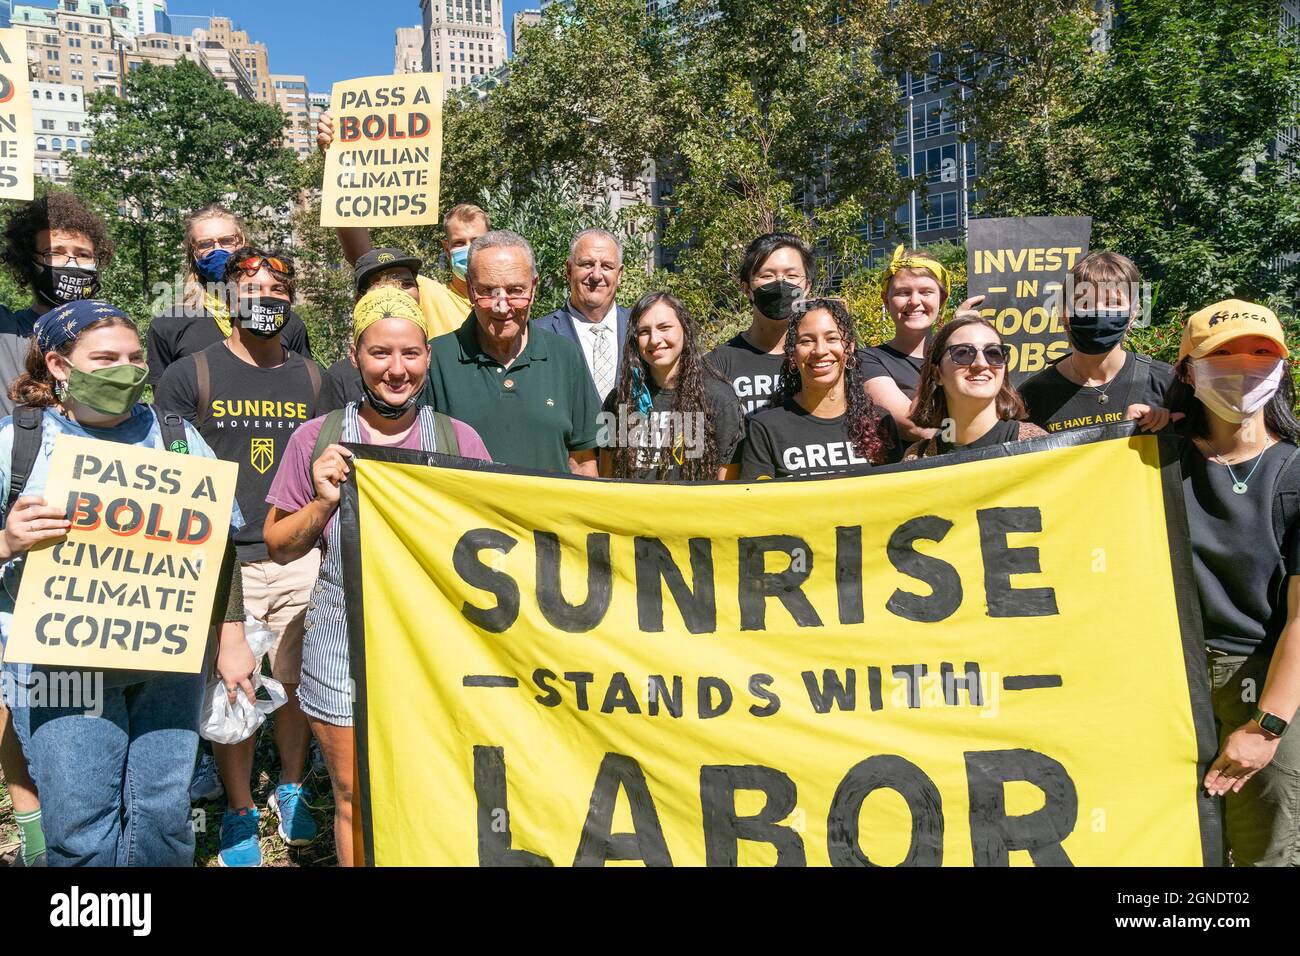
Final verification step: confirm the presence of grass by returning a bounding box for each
[1,711,339,867]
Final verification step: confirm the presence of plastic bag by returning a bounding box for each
[199,616,287,745]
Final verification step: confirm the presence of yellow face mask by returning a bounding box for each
[880,244,950,302]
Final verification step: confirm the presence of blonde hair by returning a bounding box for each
[182,203,246,309]
[443,203,490,232]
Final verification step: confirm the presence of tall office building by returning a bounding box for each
[271,73,312,158]
[512,8,539,52]
[0,1,12,28]
[15,1,130,100]
[395,24,422,73]
[123,0,167,34]
[31,80,89,183]
[419,0,507,96]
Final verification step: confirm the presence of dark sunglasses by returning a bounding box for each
[943,343,1010,367]
[236,255,294,279]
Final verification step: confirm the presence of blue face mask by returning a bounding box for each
[449,246,469,281]
[195,249,232,284]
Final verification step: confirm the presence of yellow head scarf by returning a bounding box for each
[353,286,429,345]
[880,244,950,301]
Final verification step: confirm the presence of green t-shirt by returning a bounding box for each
[426,316,600,474]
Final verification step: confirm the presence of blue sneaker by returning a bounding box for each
[218,807,262,867]
[269,783,317,846]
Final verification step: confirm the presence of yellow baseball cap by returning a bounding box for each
[353,286,428,345]
[1178,298,1289,361]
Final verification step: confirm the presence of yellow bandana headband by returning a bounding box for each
[880,244,950,300]
[353,286,429,344]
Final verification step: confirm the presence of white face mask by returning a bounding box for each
[1192,354,1285,424]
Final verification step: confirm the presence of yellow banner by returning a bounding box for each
[0,28,35,202]
[6,436,238,674]
[346,432,1218,866]
[320,73,442,228]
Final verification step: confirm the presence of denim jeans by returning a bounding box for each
[13,669,204,867]
[1208,651,1300,866]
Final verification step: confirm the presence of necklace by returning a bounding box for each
[1205,436,1275,495]
[1070,354,1115,405]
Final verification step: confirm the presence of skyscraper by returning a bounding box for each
[419,0,508,97]
[395,24,422,74]
[0,1,12,28]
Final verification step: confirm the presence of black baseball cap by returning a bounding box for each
[355,248,423,293]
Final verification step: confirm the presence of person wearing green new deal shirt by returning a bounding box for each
[425,231,600,476]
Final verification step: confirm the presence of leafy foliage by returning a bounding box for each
[66,60,301,332]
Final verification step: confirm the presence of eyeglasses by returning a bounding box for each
[943,343,1010,367]
[754,271,806,284]
[471,288,532,307]
[235,255,294,279]
[192,234,243,254]
[34,252,94,268]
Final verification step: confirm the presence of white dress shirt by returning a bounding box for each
[567,300,620,401]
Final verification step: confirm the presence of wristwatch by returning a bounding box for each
[1251,708,1289,737]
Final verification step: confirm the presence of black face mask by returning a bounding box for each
[750,280,804,322]
[1067,308,1131,355]
[238,296,290,339]
[361,381,420,420]
[34,263,100,306]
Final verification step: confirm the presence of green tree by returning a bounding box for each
[68,60,301,328]
[966,0,1300,321]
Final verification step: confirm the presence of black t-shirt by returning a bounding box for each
[599,374,744,480]
[740,398,900,479]
[934,417,1022,455]
[1019,350,1173,435]
[154,342,322,562]
[860,343,923,400]
[147,305,313,388]
[1182,440,1300,656]
[706,334,785,416]
[320,355,362,414]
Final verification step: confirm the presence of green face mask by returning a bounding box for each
[65,363,149,416]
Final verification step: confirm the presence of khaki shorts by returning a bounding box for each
[241,551,322,684]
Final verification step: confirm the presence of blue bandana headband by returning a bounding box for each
[34,300,131,354]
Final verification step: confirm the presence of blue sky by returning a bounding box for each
[170,0,533,92]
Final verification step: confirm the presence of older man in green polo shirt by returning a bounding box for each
[426,230,601,475]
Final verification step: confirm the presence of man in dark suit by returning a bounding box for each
[531,228,630,402]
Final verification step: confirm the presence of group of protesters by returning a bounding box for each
[0,111,1295,869]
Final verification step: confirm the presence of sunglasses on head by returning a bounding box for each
[943,343,1010,367]
[236,255,294,279]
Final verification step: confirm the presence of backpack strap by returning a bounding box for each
[311,408,346,466]
[432,411,460,456]
[193,349,210,422]
[1119,351,1153,410]
[157,410,191,456]
[6,404,44,516]
[303,358,322,414]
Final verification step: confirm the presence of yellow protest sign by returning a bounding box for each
[5,436,238,674]
[320,73,442,228]
[343,431,1219,867]
[0,28,35,202]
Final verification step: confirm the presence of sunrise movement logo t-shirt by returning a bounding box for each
[740,398,901,479]
[154,342,321,561]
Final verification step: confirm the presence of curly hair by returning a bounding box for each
[910,316,1026,429]
[9,315,138,409]
[770,298,894,464]
[2,190,113,292]
[608,292,729,481]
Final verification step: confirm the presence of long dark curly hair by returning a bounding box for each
[771,298,894,464]
[608,292,729,480]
